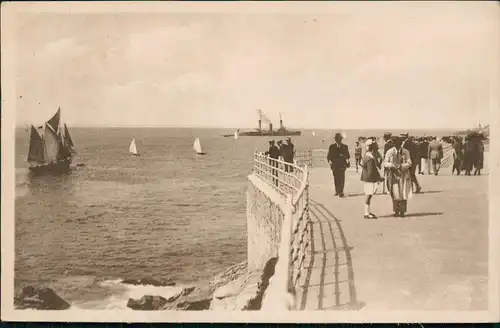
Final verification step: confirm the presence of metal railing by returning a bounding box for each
[252,152,310,310]
[293,149,313,168]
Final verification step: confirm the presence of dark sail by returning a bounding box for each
[27,125,45,164]
[63,124,75,151]
[46,107,61,133]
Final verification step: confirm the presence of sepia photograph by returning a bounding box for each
[1,1,499,323]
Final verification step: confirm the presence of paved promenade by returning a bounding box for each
[295,158,489,311]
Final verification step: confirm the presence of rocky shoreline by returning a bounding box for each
[15,259,277,311]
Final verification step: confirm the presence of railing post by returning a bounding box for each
[280,194,294,303]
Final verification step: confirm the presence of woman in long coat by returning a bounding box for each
[383,137,413,217]
[474,139,484,175]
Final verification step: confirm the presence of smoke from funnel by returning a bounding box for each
[257,109,272,124]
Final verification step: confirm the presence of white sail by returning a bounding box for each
[44,123,60,164]
[234,131,239,140]
[129,138,138,155]
[193,137,203,154]
[312,131,316,136]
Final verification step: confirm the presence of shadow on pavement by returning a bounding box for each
[297,199,365,311]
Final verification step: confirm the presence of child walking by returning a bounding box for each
[360,139,382,219]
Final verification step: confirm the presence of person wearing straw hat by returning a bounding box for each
[383,136,413,217]
[327,132,351,198]
[360,138,382,219]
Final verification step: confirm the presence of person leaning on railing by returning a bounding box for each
[265,140,281,186]
[283,137,295,173]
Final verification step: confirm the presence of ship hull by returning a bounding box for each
[29,159,72,175]
[223,131,301,137]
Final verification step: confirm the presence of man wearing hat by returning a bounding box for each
[265,140,281,186]
[283,137,295,172]
[327,133,351,197]
[428,136,444,176]
[383,132,394,157]
[402,132,422,193]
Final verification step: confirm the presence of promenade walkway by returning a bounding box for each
[295,160,489,311]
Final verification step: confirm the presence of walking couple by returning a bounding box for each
[363,136,413,219]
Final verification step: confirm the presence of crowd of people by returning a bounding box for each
[264,137,296,186]
[327,131,487,219]
[261,131,485,218]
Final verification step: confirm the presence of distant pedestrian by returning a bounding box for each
[265,140,280,186]
[327,133,350,198]
[463,136,474,176]
[452,138,464,175]
[384,136,413,217]
[428,136,443,175]
[474,138,484,176]
[360,139,382,219]
[419,136,430,174]
[354,142,362,173]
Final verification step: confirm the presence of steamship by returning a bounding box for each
[223,111,301,137]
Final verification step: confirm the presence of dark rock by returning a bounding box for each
[181,286,196,297]
[161,261,248,311]
[14,286,70,310]
[245,257,277,310]
[177,298,211,311]
[127,295,167,310]
[121,277,175,287]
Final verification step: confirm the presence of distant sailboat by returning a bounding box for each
[234,130,239,140]
[193,137,206,155]
[129,138,140,156]
[27,107,76,175]
[312,131,316,137]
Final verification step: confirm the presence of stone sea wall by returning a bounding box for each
[246,175,284,272]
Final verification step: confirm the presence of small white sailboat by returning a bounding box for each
[129,138,140,156]
[312,130,316,137]
[193,137,206,155]
[234,130,239,140]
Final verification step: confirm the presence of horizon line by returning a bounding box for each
[14,124,483,131]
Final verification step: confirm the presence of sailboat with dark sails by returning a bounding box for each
[27,108,76,175]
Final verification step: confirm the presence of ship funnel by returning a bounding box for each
[269,123,273,132]
[258,120,262,132]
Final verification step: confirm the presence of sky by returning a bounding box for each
[11,2,500,129]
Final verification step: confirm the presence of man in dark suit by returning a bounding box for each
[428,136,444,175]
[283,137,295,172]
[265,140,280,186]
[327,133,350,197]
